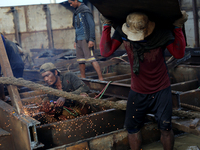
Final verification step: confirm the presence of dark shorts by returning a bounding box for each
[124,86,172,133]
[76,40,96,64]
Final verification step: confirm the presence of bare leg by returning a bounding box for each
[160,129,174,150]
[79,63,86,78]
[91,61,104,81]
[128,131,142,150]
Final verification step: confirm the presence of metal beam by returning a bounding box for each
[37,109,125,149]
[0,101,43,150]
[180,89,200,107]
[171,79,199,92]
[104,73,131,81]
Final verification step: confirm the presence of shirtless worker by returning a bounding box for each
[100,11,188,150]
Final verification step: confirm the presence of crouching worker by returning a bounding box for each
[39,62,90,119]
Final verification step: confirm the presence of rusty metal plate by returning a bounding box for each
[36,109,125,149]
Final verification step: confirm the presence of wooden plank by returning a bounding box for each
[189,118,200,129]
[89,0,182,27]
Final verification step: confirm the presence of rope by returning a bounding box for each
[0,77,200,119]
[181,103,200,112]
[0,77,127,110]
[173,109,200,119]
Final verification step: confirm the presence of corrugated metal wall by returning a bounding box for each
[0,1,199,56]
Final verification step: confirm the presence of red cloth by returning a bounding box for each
[100,26,186,94]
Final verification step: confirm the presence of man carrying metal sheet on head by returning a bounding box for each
[100,11,188,150]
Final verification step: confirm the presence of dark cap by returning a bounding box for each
[40,62,60,74]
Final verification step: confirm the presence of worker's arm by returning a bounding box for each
[55,97,65,107]
[69,73,90,95]
[167,10,188,59]
[85,13,95,42]
[100,25,122,57]
[166,27,186,59]
[71,85,90,95]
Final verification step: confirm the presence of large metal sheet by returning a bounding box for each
[89,0,182,27]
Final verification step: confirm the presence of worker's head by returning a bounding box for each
[68,0,82,8]
[40,62,60,86]
[122,12,155,41]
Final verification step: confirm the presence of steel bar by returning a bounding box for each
[171,79,198,92]
[103,73,131,81]
[114,78,131,84]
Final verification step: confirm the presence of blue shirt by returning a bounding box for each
[75,14,85,41]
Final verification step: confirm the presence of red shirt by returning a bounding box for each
[100,26,186,94]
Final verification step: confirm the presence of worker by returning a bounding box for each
[68,0,104,81]
[39,62,90,111]
[0,34,24,78]
[100,11,188,150]
[14,41,34,69]
[0,33,24,101]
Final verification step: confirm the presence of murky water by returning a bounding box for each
[142,133,200,150]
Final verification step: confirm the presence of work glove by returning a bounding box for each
[100,14,112,25]
[173,10,188,28]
